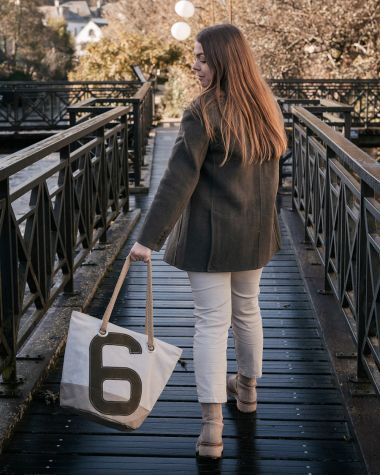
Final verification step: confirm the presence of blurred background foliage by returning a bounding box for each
[0,0,378,116]
[68,33,183,81]
[0,0,74,80]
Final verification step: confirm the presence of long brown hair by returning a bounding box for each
[192,24,287,166]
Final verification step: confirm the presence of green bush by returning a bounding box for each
[160,64,200,118]
[69,33,182,81]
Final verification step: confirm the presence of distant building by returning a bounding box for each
[39,0,107,55]
[75,18,108,55]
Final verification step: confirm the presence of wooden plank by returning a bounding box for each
[105,317,318,328]
[6,434,361,461]
[104,277,306,286]
[89,307,313,317]
[45,361,334,383]
[92,292,312,302]
[41,372,338,389]
[15,415,351,440]
[100,284,308,293]
[52,325,320,338]
[53,336,323,349]
[89,300,313,310]
[94,315,316,326]
[0,454,365,475]
[29,400,349,421]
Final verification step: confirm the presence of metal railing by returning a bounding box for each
[291,105,380,394]
[277,98,353,187]
[67,83,154,186]
[0,81,142,131]
[0,107,130,384]
[271,79,380,129]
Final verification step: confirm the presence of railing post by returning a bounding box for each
[133,100,141,186]
[149,83,155,124]
[337,169,346,305]
[291,115,297,211]
[121,113,130,213]
[344,111,352,140]
[356,181,372,379]
[304,128,311,242]
[69,110,76,127]
[98,126,108,244]
[61,145,75,294]
[13,89,19,130]
[0,178,18,383]
[323,148,333,292]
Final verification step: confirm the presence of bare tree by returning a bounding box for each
[104,0,380,78]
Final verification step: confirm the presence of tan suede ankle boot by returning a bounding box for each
[227,373,257,412]
[195,403,224,458]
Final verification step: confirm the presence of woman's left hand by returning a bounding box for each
[130,242,152,262]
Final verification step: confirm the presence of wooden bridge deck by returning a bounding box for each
[0,124,367,474]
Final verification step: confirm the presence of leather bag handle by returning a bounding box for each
[99,254,155,351]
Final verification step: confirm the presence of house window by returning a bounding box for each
[88,29,96,38]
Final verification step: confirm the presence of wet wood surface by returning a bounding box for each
[0,125,366,474]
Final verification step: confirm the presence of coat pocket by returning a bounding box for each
[209,211,261,270]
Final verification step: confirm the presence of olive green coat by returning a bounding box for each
[137,106,281,272]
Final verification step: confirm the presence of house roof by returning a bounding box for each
[61,1,92,18]
[39,1,107,30]
[92,18,108,26]
[39,6,62,20]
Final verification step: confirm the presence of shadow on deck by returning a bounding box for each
[0,124,368,474]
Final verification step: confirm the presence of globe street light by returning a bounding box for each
[171,21,192,41]
[175,0,195,18]
[171,0,194,41]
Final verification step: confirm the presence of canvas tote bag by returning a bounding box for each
[60,255,182,430]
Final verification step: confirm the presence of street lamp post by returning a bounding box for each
[12,0,22,69]
[228,0,233,23]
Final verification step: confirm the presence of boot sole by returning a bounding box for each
[196,443,223,459]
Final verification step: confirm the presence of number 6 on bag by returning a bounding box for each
[60,255,182,430]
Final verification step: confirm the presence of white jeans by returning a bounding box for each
[187,268,263,403]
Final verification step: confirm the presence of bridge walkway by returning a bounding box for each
[0,123,366,474]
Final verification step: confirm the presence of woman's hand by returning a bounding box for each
[129,242,152,262]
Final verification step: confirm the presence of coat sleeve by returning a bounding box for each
[136,107,210,251]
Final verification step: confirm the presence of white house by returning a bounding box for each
[39,0,107,55]
[75,19,108,55]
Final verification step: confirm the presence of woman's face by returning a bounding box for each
[192,41,213,88]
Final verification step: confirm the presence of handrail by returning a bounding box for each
[271,79,380,128]
[291,105,380,395]
[0,107,130,180]
[271,78,380,84]
[131,82,152,101]
[0,80,142,87]
[0,106,131,384]
[292,106,380,191]
[0,80,144,131]
[277,98,354,186]
[67,83,155,186]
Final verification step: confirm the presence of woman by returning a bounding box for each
[130,24,287,458]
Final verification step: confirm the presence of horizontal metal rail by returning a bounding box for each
[277,97,353,187]
[67,82,154,186]
[291,105,380,394]
[270,79,380,129]
[0,107,131,383]
[0,81,143,131]
[1,79,378,130]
